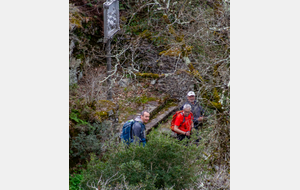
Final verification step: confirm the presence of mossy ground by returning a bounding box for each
[107,77,171,123]
[70,72,171,125]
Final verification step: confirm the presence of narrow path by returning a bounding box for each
[119,98,183,135]
[145,105,178,134]
[145,99,183,134]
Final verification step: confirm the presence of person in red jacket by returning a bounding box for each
[173,104,194,141]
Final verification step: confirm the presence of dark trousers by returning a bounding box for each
[177,134,190,141]
[177,130,202,143]
[194,122,203,130]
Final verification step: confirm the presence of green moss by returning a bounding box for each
[96,100,116,110]
[99,111,108,117]
[213,63,221,78]
[139,30,152,39]
[87,100,96,110]
[159,48,181,56]
[164,100,178,109]
[70,12,83,28]
[175,35,184,42]
[213,88,220,102]
[128,95,157,105]
[93,112,102,122]
[150,36,166,46]
[209,101,223,112]
[136,73,159,79]
[136,72,163,78]
[94,111,109,122]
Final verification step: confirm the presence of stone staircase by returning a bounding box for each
[119,98,183,135]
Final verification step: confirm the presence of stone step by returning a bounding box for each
[145,105,179,134]
[124,100,161,121]
[119,99,183,135]
[119,100,166,133]
[145,99,184,134]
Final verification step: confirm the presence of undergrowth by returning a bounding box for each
[80,131,205,190]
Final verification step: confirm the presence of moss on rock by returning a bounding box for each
[136,72,164,79]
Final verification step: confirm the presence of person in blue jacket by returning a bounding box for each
[132,111,150,146]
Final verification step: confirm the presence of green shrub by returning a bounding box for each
[69,122,110,166]
[70,132,102,160]
[80,131,204,190]
[70,109,91,127]
[70,172,83,190]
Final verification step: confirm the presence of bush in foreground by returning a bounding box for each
[80,131,204,190]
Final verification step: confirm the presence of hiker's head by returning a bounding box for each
[187,91,195,103]
[141,111,150,123]
[183,104,191,116]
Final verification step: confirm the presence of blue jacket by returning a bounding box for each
[132,116,146,146]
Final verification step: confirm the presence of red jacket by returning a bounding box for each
[174,112,194,132]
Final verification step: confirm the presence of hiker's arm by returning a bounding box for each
[174,125,190,136]
[132,123,142,142]
[132,123,146,144]
[197,116,204,122]
[200,107,207,121]
[197,114,208,122]
[195,105,205,122]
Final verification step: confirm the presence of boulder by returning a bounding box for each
[93,100,119,123]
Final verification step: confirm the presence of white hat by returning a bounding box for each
[187,91,195,96]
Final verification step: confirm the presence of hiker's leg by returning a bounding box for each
[177,134,185,141]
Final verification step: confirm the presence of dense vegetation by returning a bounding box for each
[69,0,230,189]
[81,132,204,189]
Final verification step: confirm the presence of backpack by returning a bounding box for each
[120,119,136,145]
[170,111,186,133]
